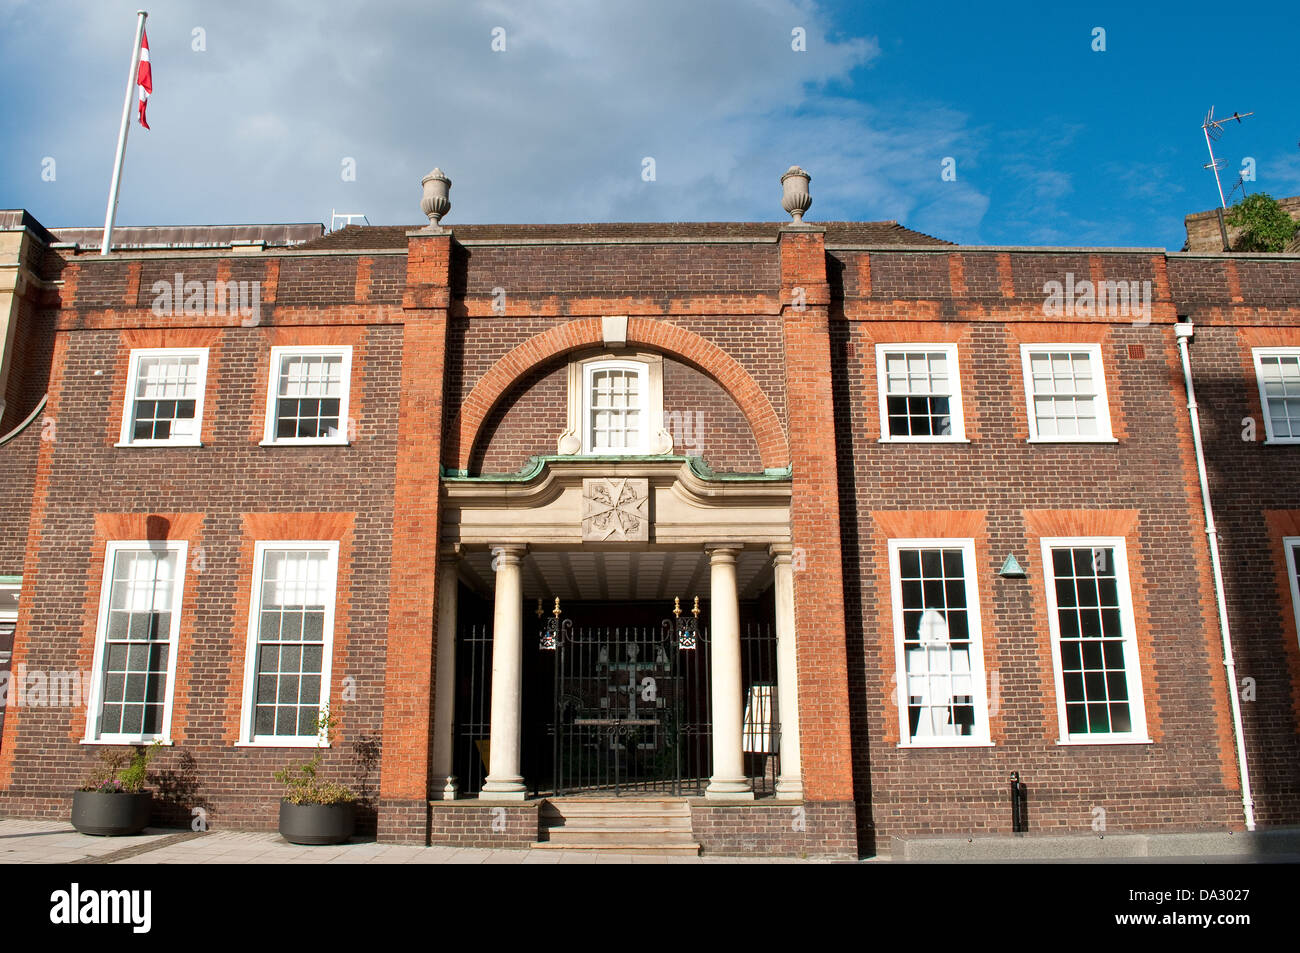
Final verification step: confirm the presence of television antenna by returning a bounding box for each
[1201,106,1253,209]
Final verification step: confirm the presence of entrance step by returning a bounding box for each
[534,797,700,855]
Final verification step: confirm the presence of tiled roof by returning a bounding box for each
[297,220,953,250]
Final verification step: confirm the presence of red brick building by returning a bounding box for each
[0,170,1296,857]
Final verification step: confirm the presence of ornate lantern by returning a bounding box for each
[673,596,700,650]
[538,597,569,651]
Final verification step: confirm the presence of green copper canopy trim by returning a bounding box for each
[440,454,792,483]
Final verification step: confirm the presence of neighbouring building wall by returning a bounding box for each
[1167,254,1300,824]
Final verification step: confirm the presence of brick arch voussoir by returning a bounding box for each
[450,317,789,471]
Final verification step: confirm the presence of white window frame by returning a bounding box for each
[1252,347,1300,445]
[236,540,340,748]
[261,345,353,446]
[116,347,209,447]
[581,359,650,455]
[1040,536,1150,745]
[83,540,188,745]
[888,537,992,748]
[1020,343,1117,443]
[875,344,968,442]
[1284,538,1300,647]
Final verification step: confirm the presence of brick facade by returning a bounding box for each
[0,207,1295,857]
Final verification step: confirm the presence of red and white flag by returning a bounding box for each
[136,29,152,129]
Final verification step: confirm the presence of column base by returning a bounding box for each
[705,778,755,800]
[774,777,804,799]
[478,777,528,801]
[432,775,460,801]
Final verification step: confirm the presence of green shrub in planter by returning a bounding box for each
[71,741,161,836]
[275,709,356,846]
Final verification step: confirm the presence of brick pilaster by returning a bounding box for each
[378,228,452,844]
[779,225,856,808]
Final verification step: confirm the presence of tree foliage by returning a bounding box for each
[1226,193,1299,252]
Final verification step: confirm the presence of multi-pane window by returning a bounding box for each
[583,360,647,453]
[263,347,352,445]
[240,543,338,744]
[1253,349,1300,443]
[1041,538,1148,742]
[119,349,207,446]
[889,539,990,746]
[1284,538,1300,647]
[86,542,187,742]
[1021,344,1113,440]
[876,345,965,440]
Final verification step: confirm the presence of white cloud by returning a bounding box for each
[1,0,986,239]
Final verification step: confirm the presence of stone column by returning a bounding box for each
[770,544,803,798]
[705,543,753,799]
[480,544,528,799]
[430,545,460,799]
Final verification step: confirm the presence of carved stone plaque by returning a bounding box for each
[581,478,650,542]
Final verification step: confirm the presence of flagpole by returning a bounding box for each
[100,9,148,255]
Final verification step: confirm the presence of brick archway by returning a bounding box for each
[447,317,789,471]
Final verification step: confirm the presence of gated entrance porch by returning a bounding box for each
[432,457,802,805]
[452,597,780,799]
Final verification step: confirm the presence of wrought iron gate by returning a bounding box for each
[550,621,706,796]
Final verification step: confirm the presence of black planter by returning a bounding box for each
[278,800,356,845]
[71,790,152,836]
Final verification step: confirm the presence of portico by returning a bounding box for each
[430,456,802,803]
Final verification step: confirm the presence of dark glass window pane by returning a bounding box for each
[1109,704,1131,733]
[1086,703,1110,733]
[1052,549,1073,576]
[1081,641,1104,669]
[141,705,162,735]
[104,673,125,702]
[278,675,300,704]
[256,675,276,704]
[100,705,123,734]
[275,707,297,735]
[121,705,144,735]
[899,550,920,578]
[1060,640,1082,671]
[1102,639,1124,668]
[300,675,321,705]
[1066,704,1088,734]
[254,706,275,734]
[921,550,943,577]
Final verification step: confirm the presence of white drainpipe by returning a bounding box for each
[1174,320,1256,831]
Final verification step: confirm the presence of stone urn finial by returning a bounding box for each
[780,165,812,222]
[420,168,452,225]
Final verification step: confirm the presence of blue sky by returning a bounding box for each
[2,0,1297,248]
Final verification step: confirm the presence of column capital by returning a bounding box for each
[704,541,744,561]
[438,542,462,566]
[488,542,528,564]
[768,542,793,562]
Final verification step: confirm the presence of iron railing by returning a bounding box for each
[452,616,780,798]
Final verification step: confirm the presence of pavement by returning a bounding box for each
[0,818,821,864]
[5,817,1298,864]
